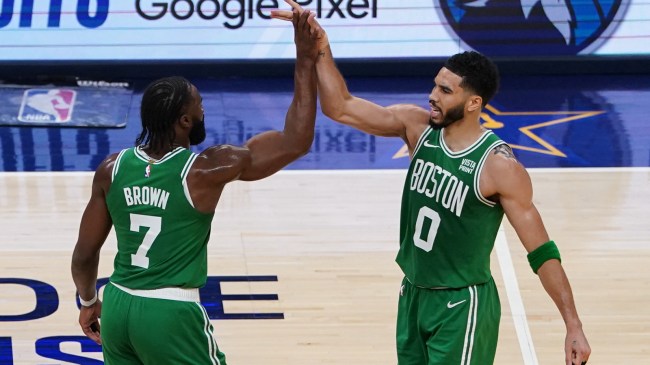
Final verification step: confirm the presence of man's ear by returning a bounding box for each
[179,114,192,129]
[467,95,483,112]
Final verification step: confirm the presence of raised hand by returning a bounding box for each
[292,8,320,61]
[270,0,301,21]
[271,0,329,52]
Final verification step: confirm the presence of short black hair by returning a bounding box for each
[444,51,499,107]
[136,76,193,151]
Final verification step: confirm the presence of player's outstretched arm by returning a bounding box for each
[272,0,429,146]
[486,145,591,365]
[236,7,318,181]
[70,154,115,345]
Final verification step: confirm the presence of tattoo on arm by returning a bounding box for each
[493,144,517,161]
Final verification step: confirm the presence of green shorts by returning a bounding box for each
[396,276,501,365]
[101,282,227,365]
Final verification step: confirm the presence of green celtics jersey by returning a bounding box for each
[106,146,214,289]
[396,127,506,288]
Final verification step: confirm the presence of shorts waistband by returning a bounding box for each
[404,276,492,290]
[111,282,200,302]
[404,277,449,290]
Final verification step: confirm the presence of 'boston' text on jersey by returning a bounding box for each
[409,159,469,217]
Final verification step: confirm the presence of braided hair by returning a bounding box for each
[136,76,193,152]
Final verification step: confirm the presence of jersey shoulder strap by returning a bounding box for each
[111,148,131,182]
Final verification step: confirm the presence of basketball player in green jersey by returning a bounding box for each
[71,9,321,365]
[273,1,590,364]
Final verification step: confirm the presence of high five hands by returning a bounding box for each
[271,0,329,53]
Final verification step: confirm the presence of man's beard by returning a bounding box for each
[429,103,464,130]
[189,115,206,145]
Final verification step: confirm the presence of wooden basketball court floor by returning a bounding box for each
[1,167,649,364]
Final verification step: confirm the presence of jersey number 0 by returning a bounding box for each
[413,206,441,252]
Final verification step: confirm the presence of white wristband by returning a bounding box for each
[79,291,98,307]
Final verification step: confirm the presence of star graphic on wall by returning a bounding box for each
[392,104,605,159]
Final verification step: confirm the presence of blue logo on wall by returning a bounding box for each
[435,0,629,56]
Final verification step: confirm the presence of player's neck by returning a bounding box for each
[140,143,185,160]
[442,117,485,152]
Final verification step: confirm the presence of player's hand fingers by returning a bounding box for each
[307,12,320,28]
[565,343,572,365]
[270,10,293,21]
[307,14,323,37]
[82,322,102,345]
[566,343,589,365]
[298,9,312,32]
[308,14,319,39]
[271,0,305,20]
[284,0,304,13]
[572,351,589,365]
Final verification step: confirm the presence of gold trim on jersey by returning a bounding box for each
[134,146,185,164]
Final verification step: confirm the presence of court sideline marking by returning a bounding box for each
[496,226,539,365]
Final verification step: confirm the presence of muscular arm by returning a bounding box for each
[71,155,113,300]
[315,42,428,147]
[70,154,114,344]
[188,9,319,212]
[489,145,550,248]
[238,61,316,181]
[485,145,590,364]
[271,1,428,148]
[236,10,318,182]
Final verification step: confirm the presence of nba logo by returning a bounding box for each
[18,89,76,123]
